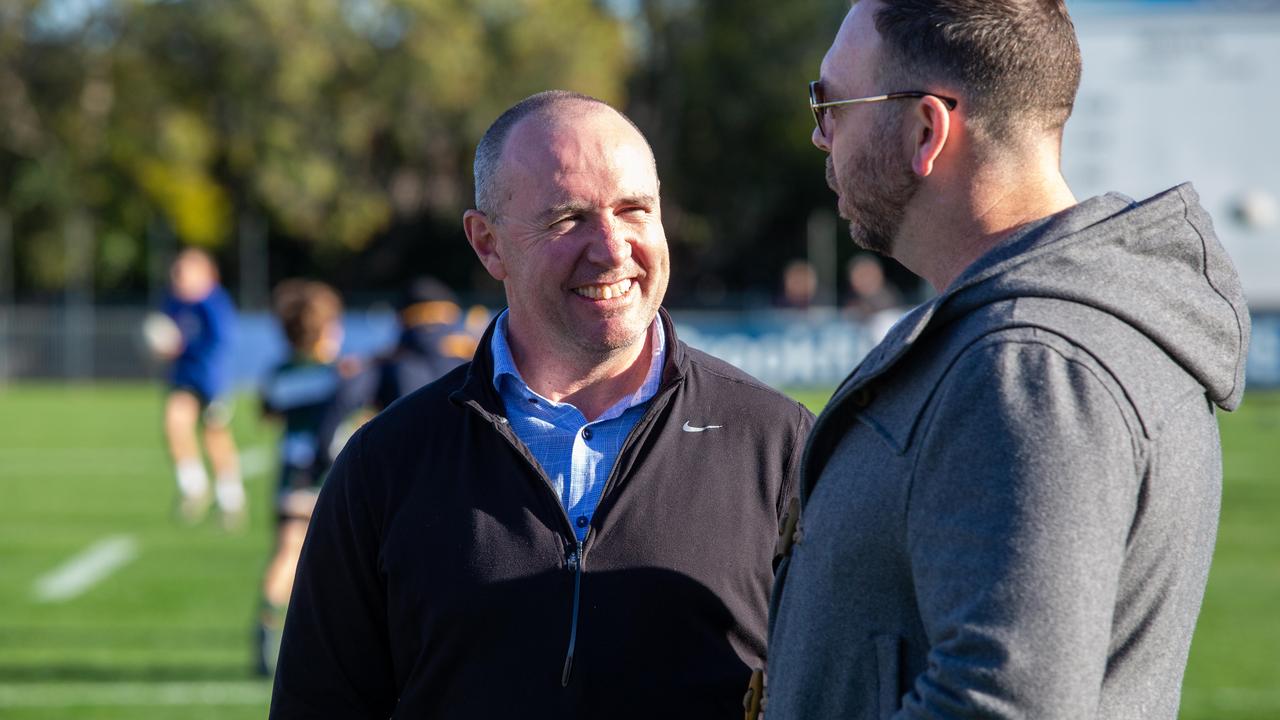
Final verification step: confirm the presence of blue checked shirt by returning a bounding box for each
[491,311,666,543]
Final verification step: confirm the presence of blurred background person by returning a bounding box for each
[306,276,481,463]
[255,279,347,676]
[843,254,901,320]
[368,276,479,410]
[777,258,819,309]
[150,248,245,529]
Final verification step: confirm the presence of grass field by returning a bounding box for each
[0,383,1276,718]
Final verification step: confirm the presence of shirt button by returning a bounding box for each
[527,397,538,404]
[581,427,593,440]
[576,515,589,528]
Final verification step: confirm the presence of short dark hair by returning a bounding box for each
[272,279,342,351]
[472,90,652,218]
[871,0,1081,140]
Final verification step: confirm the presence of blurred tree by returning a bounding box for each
[0,0,627,297]
[626,0,855,305]
[0,0,901,305]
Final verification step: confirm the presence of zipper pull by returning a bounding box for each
[562,541,584,687]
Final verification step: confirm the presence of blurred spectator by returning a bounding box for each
[370,276,480,410]
[153,248,245,529]
[778,259,819,309]
[843,254,902,320]
[306,277,482,469]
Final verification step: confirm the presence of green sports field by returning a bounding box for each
[0,384,1276,718]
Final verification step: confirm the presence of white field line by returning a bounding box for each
[0,445,273,478]
[237,445,272,479]
[0,681,271,707]
[0,448,166,476]
[31,535,139,603]
[0,681,1275,711]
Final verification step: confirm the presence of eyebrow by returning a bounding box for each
[538,202,594,226]
[537,195,659,225]
[618,194,659,210]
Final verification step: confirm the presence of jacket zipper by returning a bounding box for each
[557,383,680,685]
[561,540,584,686]
[462,380,683,688]
[462,405,588,688]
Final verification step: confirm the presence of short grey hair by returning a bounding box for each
[472,90,654,219]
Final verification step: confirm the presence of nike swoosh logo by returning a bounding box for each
[682,421,723,433]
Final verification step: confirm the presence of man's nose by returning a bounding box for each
[585,216,633,266]
[812,124,831,152]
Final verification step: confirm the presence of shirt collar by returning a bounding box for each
[490,310,667,421]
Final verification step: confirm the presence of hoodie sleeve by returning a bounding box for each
[270,428,398,719]
[899,334,1140,719]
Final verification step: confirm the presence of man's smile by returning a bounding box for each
[572,278,635,300]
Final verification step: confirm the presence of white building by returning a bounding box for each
[1065,0,1280,307]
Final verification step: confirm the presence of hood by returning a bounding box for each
[875,183,1250,411]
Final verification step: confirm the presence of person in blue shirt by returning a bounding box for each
[256,278,350,676]
[158,248,245,529]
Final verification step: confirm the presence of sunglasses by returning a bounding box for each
[809,80,958,138]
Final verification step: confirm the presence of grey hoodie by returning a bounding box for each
[766,183,1250,719]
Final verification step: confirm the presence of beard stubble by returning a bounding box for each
[827,108,920,256]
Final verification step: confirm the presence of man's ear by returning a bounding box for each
[910,95,952,178]
[463,209,507,281]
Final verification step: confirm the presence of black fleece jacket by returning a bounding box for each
[270,309,814,719]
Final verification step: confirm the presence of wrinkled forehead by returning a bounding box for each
[503,106,659,198]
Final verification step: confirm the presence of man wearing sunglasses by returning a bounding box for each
[764,1,1250,718]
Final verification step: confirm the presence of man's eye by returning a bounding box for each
[551,215,581,228]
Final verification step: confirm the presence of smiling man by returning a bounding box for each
[269,91,813,719]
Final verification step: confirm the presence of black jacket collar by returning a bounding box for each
[451,307,687,417]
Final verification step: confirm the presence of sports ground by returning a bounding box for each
[0,383,1276,719]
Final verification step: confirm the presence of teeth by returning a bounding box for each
[574,278,632,300]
